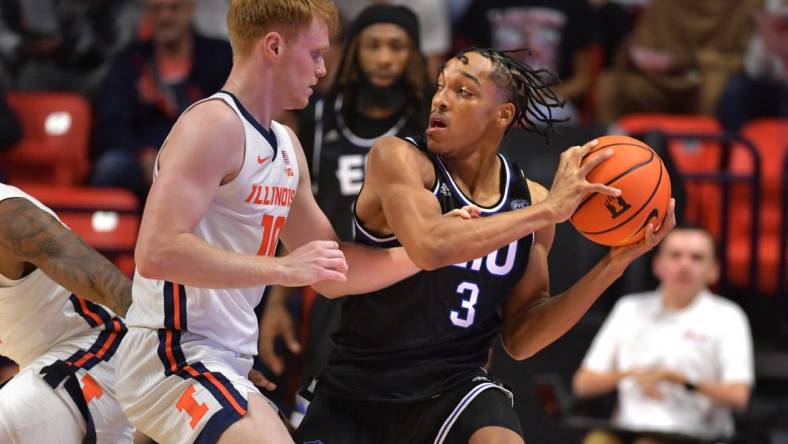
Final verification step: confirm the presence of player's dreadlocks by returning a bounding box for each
[455,47,568,138]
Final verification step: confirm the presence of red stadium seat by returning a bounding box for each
[21,184,140,276]
[616,114,724,237]
[1,92,92,185]
[727,119,788,295]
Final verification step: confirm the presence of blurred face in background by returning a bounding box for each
[653,229,719,304]
[144,0,195,47]
[357,23,412,88]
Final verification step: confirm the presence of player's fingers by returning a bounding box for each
[318,257,347,270]
[463,205,482,218]
[259,344,283,375]
[248,369,277,391]
[586,183,621,197]
[282,325,302,354]
[446,208,472,219]
[320,246,346,260]
[658,199,677,237]
[282,321,301,353]
[319,269,347,282]
[310,240,340,251]
[575,138,600,159]
[644,223,655,247]
[579,149,614,177]
[559,145,580,165]
[334,257,349,274]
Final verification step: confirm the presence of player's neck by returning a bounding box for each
[443,142,502,205]
[222,63,279,129]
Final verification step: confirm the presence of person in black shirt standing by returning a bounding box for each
[294,47,676,443]
[459,0,594,122]
[258,4,432,412]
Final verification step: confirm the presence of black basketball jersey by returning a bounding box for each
[306,94,412,241]
[318,135,535,402]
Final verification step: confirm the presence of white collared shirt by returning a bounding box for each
[582,289,754,438]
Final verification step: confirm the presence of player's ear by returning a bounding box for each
[497,103,515,129]
[259,31,283,62]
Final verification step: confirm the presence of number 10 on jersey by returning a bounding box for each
[257,214,286,256]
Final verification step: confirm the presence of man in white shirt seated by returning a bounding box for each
[572,226,754,444]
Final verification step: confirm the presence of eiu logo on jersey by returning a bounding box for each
[439,183,451,197]
[452,240,518,277]
[336,154,368,195]
[510,199,530,210]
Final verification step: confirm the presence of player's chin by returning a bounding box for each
[284,96,310,111]
[426,132,452,154]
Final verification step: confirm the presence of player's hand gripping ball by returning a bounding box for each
[570,135,672,246]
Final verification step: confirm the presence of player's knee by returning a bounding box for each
[469,426,524,444]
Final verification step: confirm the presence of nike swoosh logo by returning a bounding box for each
[257,155,271,164]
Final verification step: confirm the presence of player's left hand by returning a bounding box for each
[446,205,482,220]
[609,198,676,266]
[248,368,277,391]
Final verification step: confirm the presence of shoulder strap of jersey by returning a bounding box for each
[506,153,533,203]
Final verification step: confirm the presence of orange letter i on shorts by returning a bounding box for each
[176,384,209,429]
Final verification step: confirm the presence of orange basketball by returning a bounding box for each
[570,135,672,247]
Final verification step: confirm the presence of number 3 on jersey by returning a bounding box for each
[450,281,479,328]
[257,214,286,256]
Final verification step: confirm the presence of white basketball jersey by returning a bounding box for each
[126,91,300,356]
[0,184,122,369]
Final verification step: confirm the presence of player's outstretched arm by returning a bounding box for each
[500,184,676,360]
[0,197,132,316]
[278,127,420,297]
[135,101,345,289]
[360,137,620,271]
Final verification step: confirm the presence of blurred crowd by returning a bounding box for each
[0,0,785,200]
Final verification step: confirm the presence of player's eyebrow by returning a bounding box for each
[459,71,481,86]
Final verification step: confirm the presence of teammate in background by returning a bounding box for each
[573,227,753,444]
[259,3,432,393]
[114,1,436,443]
[294,48,676,444]
[0,184,133,443]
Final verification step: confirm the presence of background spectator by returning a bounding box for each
[90,0,231,203]
[334,0,450,79]
[596,0,761,123]
[457,0,595,123]
[717,0,788,130]
[573,227,754,443]
[0,0,131,97]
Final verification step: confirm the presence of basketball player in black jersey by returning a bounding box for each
[294,47,676,444]
[259,5,432,395]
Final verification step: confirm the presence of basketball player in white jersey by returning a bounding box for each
[0,184,134,443]
[114,1,432,443]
